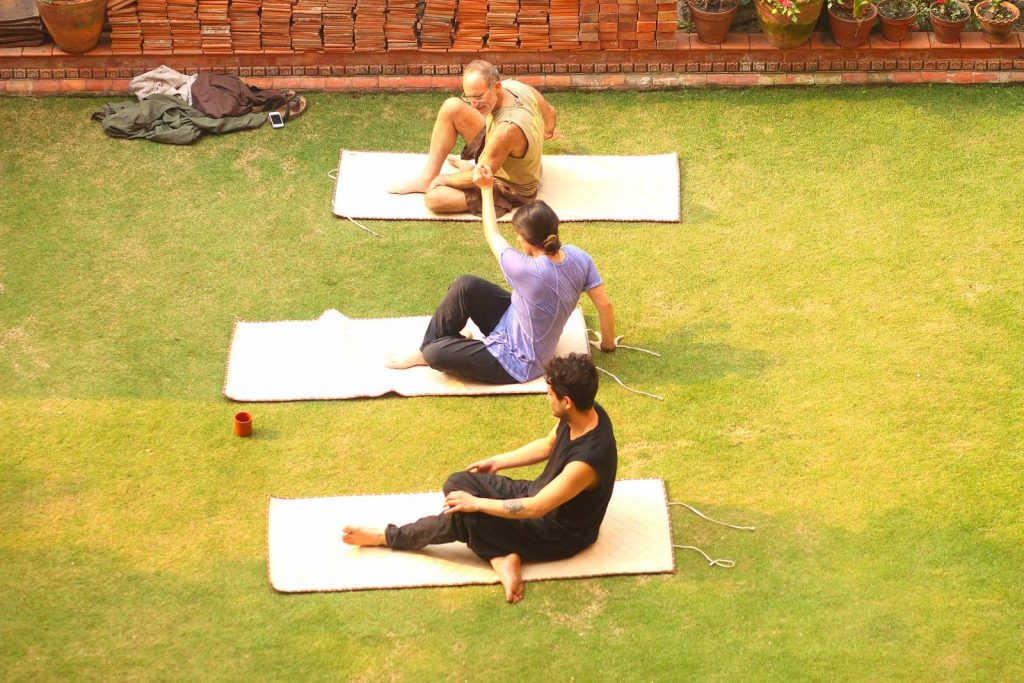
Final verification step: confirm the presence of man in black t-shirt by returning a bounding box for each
[343,353,617,604]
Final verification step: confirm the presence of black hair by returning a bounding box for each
[544,353,598,410]
[512,200,561,256]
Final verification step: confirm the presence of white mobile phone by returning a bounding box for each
[268,111,284,129]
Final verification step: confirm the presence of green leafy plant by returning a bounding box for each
[763,0,807,22]
[930,0,970,20]
[877,0,916,18]
[690,0,743,10]
[828,0,874,18]
[911,0,933,26]
[977,0,1017,21]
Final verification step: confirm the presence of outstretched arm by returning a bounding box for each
[472,163,512,261]
[586,284,617,352]
[445,460,598,519]
[466,424,558,474]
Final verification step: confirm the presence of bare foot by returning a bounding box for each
[446,154,474,172]
[342,526,386,546]
[387,177,433,195]
[386,350,428,370]
[490,553,524,604]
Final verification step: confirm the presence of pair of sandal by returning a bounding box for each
[274,92,308,122]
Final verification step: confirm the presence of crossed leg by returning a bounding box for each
[342,471,530,604]
[388,97,485,204]
[341,527,525,604]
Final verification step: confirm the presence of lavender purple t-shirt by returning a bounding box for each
[483,245,603,382]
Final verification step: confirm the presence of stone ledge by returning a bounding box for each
[2,31,1023,93]
[3,70,1024,94]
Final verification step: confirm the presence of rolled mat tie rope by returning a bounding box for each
[669,501,756,569]
[329,168,382,237]
[595,366,664,401]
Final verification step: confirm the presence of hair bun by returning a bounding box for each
[542,234,561,254]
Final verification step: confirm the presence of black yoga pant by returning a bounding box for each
[385,471,588,562]
[420,274,517,385]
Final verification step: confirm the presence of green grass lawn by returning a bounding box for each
[1,85,1022,681]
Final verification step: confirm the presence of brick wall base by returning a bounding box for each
[4,69,1024,95]
[2,32,1023,94]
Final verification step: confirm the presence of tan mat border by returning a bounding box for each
[268,478,675,593]
[223,308,590,402]
[332,150,681,223]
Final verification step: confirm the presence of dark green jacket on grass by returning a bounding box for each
[92,94,266,145]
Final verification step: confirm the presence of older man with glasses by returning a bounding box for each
[388,59,558,217]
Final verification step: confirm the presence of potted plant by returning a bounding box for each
[827,0,878,47]
[688,0,745,44]
[753,0,827,47]
[35,0,106,53]
[877,0,918,41]
[974,0,1020,42]
[928,0,970,43]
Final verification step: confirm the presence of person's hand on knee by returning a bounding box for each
[467,456,501,474]
[443,490,482,514]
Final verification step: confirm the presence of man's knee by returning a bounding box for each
[439,96,471,119]
[423,190,448,213]
[424,186,468,214]
[443,470,478,495]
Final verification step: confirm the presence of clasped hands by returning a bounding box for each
[472,163,494,190]
[425,162,493,192]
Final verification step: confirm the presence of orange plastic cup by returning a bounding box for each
[234,411,253,437]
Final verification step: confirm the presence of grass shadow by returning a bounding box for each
[654,322,773,385]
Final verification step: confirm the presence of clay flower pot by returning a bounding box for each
[687,0,741,44]
[35,0,105,53]
[929,1,970,43]
[828,2,878,47]
[877,0,918,41]
[754,0,826,48]
[234,411,253,437]
[975,0,1020,43]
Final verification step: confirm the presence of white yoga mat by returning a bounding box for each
[268,479,675,593]
[223,308,589,401]
[332,150,680,222]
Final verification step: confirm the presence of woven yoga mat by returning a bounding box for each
[223,308,589,401]
[332,150,681,222]
[268,479,675,593]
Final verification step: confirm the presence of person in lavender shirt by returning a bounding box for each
[387,163,617,383]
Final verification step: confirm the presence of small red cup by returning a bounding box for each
[234,411,253,437]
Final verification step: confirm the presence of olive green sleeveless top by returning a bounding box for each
[486,79,544,197]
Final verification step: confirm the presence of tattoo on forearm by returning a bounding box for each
[503,499,525,514]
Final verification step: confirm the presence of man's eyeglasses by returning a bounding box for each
[460,82,495,105]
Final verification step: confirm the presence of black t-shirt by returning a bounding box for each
[528,403,618,545]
